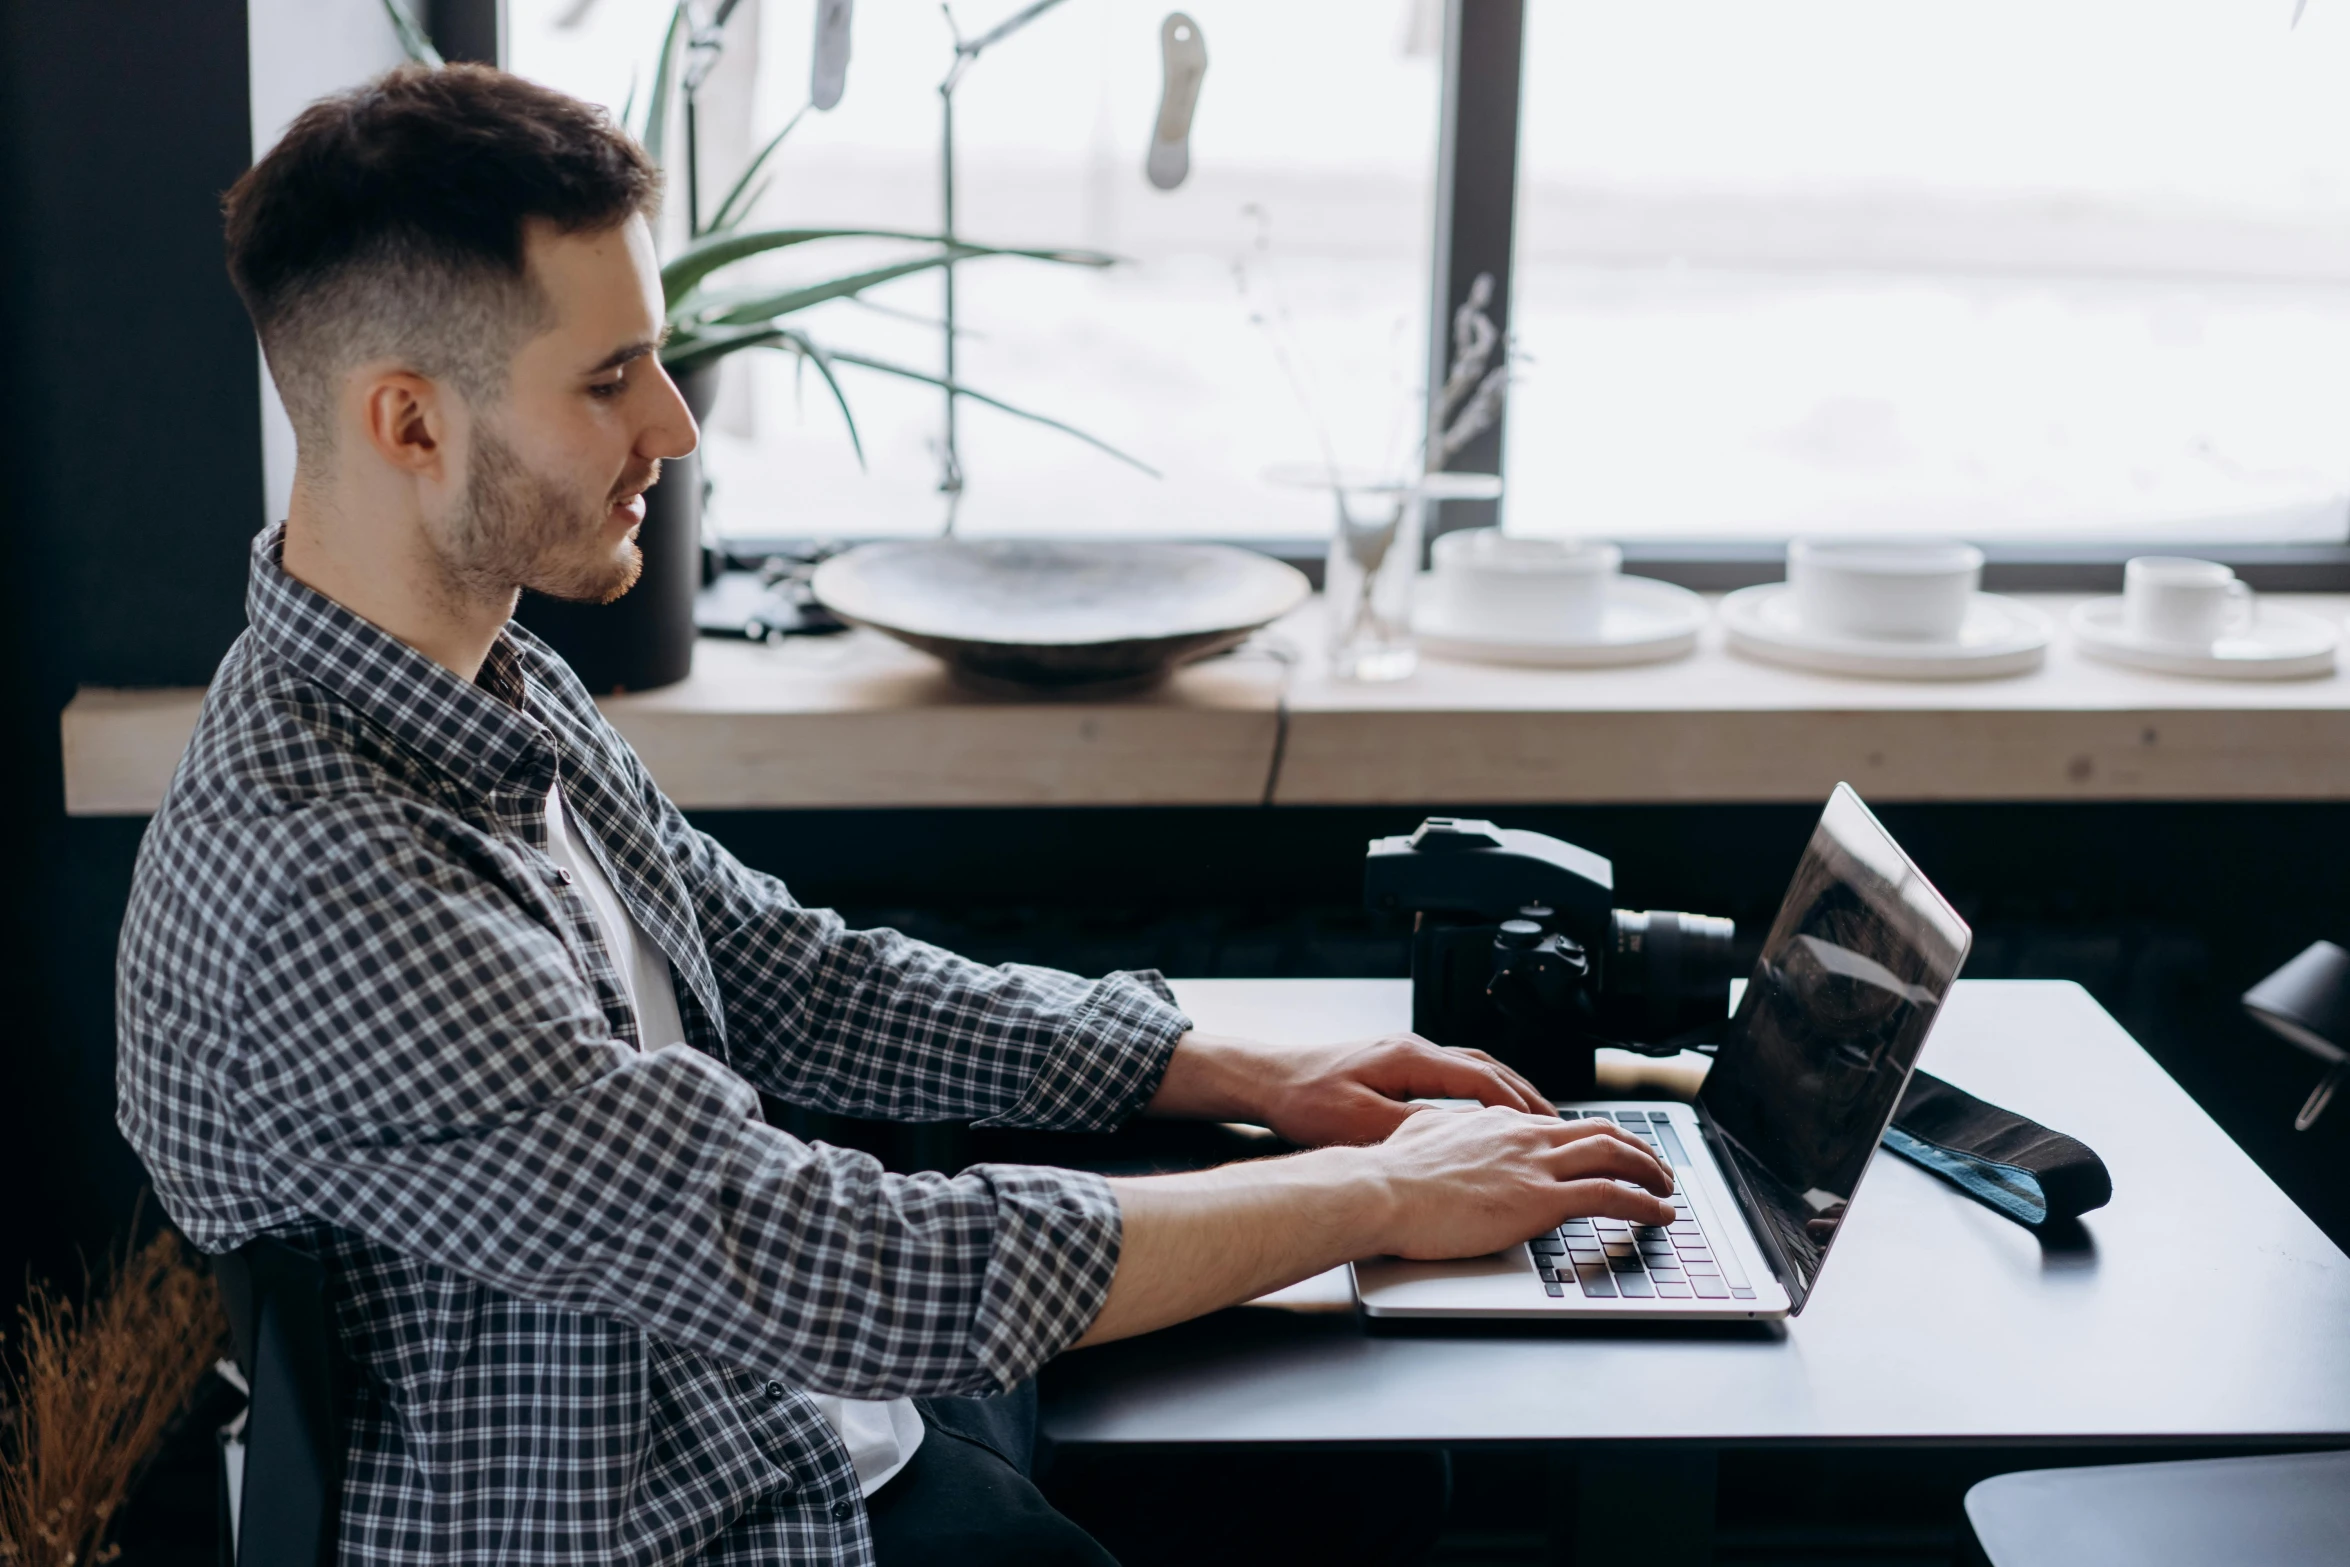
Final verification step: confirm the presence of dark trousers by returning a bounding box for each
[871,1387,1451,1567]
[868,1387,1117,1566]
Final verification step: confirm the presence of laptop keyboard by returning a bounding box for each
[1527,1110,1758,1303]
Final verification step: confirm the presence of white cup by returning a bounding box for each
[1787,538,1983,643]
[2122,556,2253,647]
[1428,528,1622,642]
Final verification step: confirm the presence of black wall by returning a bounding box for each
[1,2,2343,1304]
[3,0,267,1290]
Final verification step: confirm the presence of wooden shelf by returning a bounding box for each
[60,594,2350,815]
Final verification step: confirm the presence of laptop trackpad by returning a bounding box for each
[1355,1247,1539,1309]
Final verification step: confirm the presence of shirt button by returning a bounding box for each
[554,868,574,886]
[832,1500,855,1521]
[765,1380,786,1400]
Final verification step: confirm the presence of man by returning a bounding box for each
[116,65,1675,1564]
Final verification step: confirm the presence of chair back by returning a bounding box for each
[215,1238,345,1567]
[1964,1451,2350,1566]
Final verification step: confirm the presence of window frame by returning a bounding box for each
[428,0,502,66]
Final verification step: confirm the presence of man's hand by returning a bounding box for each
[1145,1029,1555,1146]
[1073,1104,1676,1348]
[1369,1105,1676,1258]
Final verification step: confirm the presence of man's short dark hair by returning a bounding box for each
[225,64,660,453]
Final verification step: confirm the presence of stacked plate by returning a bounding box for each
[1722,540,2048,680]
[1411,529,1707,668]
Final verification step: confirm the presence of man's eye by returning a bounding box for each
[588,378,626,400]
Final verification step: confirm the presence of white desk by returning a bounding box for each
[1041,978,2350,1449]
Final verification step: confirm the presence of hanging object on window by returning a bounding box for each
[1147,12,1206,190]
[811,0,854,110]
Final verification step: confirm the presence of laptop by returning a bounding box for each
[1352,783,1972,1321]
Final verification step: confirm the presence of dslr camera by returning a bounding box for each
[1365,817,1739,1097]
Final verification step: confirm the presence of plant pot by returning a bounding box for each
[514,363,718,694]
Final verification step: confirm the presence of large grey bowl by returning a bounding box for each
[810,539,1310,691]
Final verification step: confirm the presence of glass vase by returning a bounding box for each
[1324,483,1424,682]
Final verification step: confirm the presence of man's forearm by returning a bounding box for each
[1142,1028,1553,1148]
[1071,1146,1388,1348]
[1141,1031,1281,1122]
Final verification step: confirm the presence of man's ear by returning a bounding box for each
[356,368,448,482]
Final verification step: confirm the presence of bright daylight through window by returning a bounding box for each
[517,1,2350,553]
[1506,0,2350,544]
[512,0,1443,545]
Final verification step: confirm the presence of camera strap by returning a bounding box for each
[1881,1071,2112,1230]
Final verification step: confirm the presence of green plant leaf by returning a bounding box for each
[666,229,953,306]
[639,3,687,163]
[661,331,1155,477]
[667,331,1160,472]
[692,249,993,327]
[705,105,807,237]
[690,245,1121,327]
[380,0,444,66]
[661,227,1114,308]
[823,350,1160,478]
[719,176,774,238]
[658,325,866,469]
[659,321,794,371]
[771,329,866,469]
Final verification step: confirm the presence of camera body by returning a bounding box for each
[1364,817,1739,1097]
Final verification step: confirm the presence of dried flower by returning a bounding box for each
[1436,273,1499,419]
[1431,272,1511,464]
[0,1228,229,1567]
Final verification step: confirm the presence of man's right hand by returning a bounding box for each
[1073,1105,1681,1350]
[1367,1105,1677,1259]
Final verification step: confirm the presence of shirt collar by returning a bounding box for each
[245,522,553,796]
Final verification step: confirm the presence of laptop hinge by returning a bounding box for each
[1691,1099,1807,1314]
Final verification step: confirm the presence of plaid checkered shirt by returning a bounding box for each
[116,525,1191,1564]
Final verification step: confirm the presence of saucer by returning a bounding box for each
[2070,598,2339,680]
[1721,584,2050,680]
[1414,575,1707,667]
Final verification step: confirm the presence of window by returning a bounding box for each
[1503,1,2350,546]
[511,0,1445,544]
[517,1,2350,568]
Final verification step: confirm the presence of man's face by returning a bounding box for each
[440,215,698,605]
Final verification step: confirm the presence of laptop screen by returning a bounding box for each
[1698,784,1972,1313]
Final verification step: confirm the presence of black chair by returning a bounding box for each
[214,1238,346,1567]
[1962,1450,2350,1567]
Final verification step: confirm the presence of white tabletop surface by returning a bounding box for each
[1038,978,2350,1446]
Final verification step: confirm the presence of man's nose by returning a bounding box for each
[646,363,701,461]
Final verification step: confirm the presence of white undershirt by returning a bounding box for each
[543,786,923,1496]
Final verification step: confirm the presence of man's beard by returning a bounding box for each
[441,420,659,608]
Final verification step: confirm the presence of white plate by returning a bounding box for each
[1722,584,2049,680]
[1414,575,1706,667]
[2070,598,2339,680]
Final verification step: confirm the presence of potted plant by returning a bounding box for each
[386,2,1149,691]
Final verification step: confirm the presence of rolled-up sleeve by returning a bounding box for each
[228,828,1121,1395]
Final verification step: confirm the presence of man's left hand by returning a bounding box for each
[1145,1030,1556,1147]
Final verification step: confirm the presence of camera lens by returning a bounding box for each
[1604,909,1738,1041]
